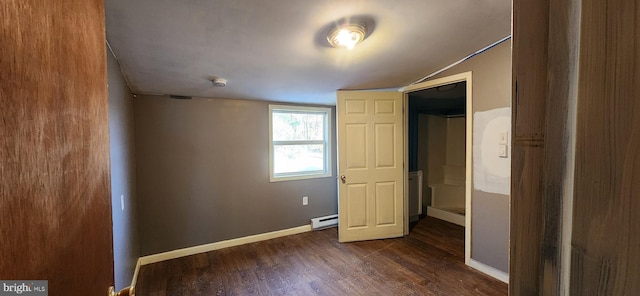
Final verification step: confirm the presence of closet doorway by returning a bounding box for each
[403,72,472,263]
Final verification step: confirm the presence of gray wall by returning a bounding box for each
[432,40,511,272]
[417,115,466,212]
[107,51,140,289]
[417,115,445,208]
[134,95,338,256]
[445,117,466,167]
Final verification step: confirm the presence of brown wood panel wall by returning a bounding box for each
[571,0,640,294]
[510,0,549,294]
[0,0,113,294]
[513,0,640,294]
[540,0,581,294]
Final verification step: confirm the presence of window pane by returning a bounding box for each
[273,112,324,141]
[274,144,325,174]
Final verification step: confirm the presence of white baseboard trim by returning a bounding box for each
[139,224,312,266]
[468,259,509,283]
[427,206,465,226]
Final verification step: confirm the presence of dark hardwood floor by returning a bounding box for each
[136,217,507,295]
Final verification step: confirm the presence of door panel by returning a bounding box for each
[338,91,404,242]
[345,124,368,168]
[375,124,396,167]
[375,182,396,225]
[0,0,114,294]
[346,184,368,228]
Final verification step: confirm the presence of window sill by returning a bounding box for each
[269,173,333,183]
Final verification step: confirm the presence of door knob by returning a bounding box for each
[340,175,346,183]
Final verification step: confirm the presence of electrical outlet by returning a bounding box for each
[302,196,308,206]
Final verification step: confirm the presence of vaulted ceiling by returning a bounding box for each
[105,0,511,105]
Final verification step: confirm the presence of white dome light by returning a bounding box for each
[327,24,367,50]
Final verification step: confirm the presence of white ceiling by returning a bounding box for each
[105,0,511,105]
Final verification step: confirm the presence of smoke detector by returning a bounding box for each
[211,77,227,87]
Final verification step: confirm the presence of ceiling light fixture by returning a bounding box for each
[327,23,368,50]
[211,77,227,87]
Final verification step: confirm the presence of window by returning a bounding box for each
[269,105,332,182]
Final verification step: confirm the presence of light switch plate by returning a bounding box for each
[499,132,509,144]
[498,144,508,158]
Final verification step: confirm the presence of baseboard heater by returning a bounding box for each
[310,214,338,230]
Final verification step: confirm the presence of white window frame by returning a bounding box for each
[269,104,332,182]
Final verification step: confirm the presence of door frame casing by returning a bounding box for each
[400,71,473,264]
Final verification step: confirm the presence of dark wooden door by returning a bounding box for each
[0,0,114,294]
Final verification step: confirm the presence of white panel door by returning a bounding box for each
[337,90,404,242]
